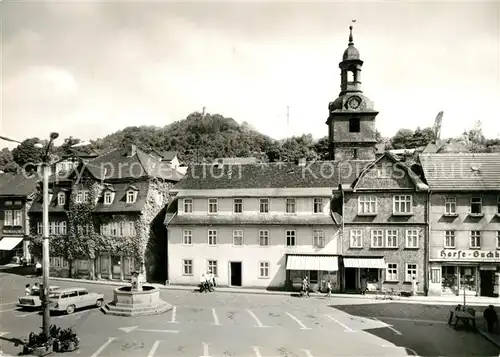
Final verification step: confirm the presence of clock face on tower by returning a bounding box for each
[347,96,361,110]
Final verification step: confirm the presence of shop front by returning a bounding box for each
[285,254,339,292]
[428,249,500,297]
[342,256,386,293]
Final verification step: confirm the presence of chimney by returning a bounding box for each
[127,144,137,157]
[298,158,306,166]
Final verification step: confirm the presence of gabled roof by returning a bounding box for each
[69,145,183,182]
[350,152,428,191]
[0,174,38,197]
[419,153,500,191]
[174,160,375,190]
[152,150,178,161]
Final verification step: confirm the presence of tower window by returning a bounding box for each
[347,70,354,83]
[349,118,360,132]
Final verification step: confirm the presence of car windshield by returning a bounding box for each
[49,293,61,299]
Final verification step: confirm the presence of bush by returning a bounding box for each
[22,325,79,355]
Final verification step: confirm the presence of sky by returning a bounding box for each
[1,1,500,149]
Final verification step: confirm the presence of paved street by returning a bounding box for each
[1,272,499,357]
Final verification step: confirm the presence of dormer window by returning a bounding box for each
[104,191,113,205]
[126,190,136,204]
[57,192,66,206]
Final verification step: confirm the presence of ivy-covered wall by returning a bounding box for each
[29,176,175,282]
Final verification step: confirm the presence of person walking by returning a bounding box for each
[483,305,498,333]
[35,261,42,276]
[360,275,367,295]
[25,284,31,296]
[326,280,332,298]
[200,273,208,293]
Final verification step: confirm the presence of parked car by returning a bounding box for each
[17,285,60,309]
[49,287,105,314]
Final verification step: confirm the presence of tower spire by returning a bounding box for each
[349,20,356,45]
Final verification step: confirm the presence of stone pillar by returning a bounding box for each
[456,266,461,296]
[108,253,112,280]
[120,255,124,281]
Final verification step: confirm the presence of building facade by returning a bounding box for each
[29,144,182,282]
[0,174,38,264]
[420,153,500,297]
[339,154,429,294]
[166,162,348,291]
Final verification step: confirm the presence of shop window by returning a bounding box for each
[431,268,441,284]
[460,266,476,294]
[364,269,379,284]
[441,266,457,294]
[309,270,318,284]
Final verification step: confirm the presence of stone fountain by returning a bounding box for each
[102,271,172,317]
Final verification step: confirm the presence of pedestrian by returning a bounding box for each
[200,273,208,293]
[35,261,42,276]
[411,276,418,296]
[25,284,31,296]
[360,275,367,295]
[483,305,498,333]
[326,280,332,298]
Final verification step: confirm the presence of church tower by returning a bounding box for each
[326,24,379,161]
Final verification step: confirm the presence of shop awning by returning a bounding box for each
[0,237,23,251]
[286,255,338,271]
[343,257,386,269]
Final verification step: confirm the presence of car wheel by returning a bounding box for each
[66,305,75,314]
[96,299,103,308]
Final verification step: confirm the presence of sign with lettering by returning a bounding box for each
[435,249,500,262]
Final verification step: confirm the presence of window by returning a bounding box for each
[126,190,136,204]
[4,210,12,226]
[76,191,83,203]
[371,230,384,248]
[37,222,43,234]
[405,264,418,282]
[208,198,218,214]
[405,229,419,248]
[233,198,243,213]
[444,197,456,215]
[349,118,360,133]
[183,259,193,275]
[497,231,500,249]
[444,231,455,248]
[470,231,481,248]
[13,210,22,226]
[83,191,90,202]
[259,261,270,278]
[259,198,269,213]
[183,230,192,245]
[285,198,296,214]
[233,230,243,246]
[313,230,325,248]
[78,290,88,296]
[393,195,412,214]
[4,201,12,206]
[183,198,193,213]
[58,193,66,206]
[350,229,363,248]
[104,192,113,204]
[497,197,500,214]
[286,230,296,246]
[313,198,323,213]
[386,263,398,282]
[208,230,217,246]
[430,268,441,284]
[259,230,269,246]
[386,230,398,248]
[358,196,377,215]
[207,260,218,276]
[470,197,482,214]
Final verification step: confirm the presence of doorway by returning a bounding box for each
[230,262,242,287]
[480,270,495,297]
[345,268,356,291]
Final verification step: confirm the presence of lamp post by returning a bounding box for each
[35,132,59,339]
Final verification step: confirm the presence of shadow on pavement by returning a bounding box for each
[330,303,496,357]
[0,265,36,277]
[0,335,25,348]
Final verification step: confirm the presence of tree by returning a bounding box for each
[2,161,21,173]
[12,138,43,169]
[313,137,330,160]
[58,136,82,157]
[390,129,414,149]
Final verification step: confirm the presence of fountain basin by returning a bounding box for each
[101,285,172,317]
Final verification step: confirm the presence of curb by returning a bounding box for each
[478,329,500,349]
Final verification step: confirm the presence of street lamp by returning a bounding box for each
[34,132,59,340]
